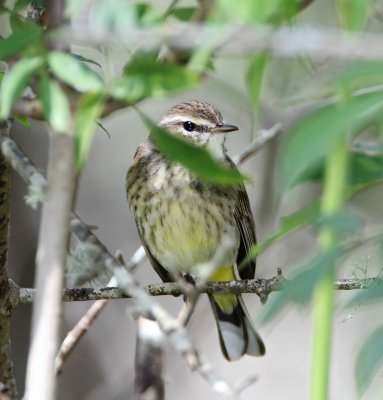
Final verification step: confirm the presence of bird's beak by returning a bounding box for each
[210,123,239,133]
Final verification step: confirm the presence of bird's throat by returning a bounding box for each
[207,134,227,160]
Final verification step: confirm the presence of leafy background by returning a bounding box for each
[2,0,383,398]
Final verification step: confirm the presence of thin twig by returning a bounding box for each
[233,123,283,165]
[55,299,108,374]
[135,317,165,400]
[55,247,146,374]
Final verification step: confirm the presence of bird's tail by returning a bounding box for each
[208,293,265,361]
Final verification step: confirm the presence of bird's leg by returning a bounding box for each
[177,273,200,326]
[182,273,196,302]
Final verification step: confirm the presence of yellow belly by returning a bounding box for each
[147,199,238,275]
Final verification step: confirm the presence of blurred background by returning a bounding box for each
[3,0,383,399]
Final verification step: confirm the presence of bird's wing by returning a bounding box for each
[226,156,257,279]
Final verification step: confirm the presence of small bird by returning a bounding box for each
[126,101,265,360]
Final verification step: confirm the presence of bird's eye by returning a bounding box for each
[183,121,195,132]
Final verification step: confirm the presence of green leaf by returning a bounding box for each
[10,13,27,33]
[96,120,110,138]
[15,115,31,129]
[75,93,104,169]
[261,248,339,323]
[316,208,361,237]
[71,54,102,69]
[0,56,42,119]
[241,176,383,269]
[280,93,383,191]
[239,200,320,269]
[39,74,70,133]
[14,0,31,11]
[141,115,248,185]
[47,52,104,93]
[213,0,299,23]
[169,7,196,21]
[336,0,371,31]
[335,62,383,90]
[133,3,163,26]
[284,151,383,189]
[0,24,42,60]
[109,51,199,102]
[246,52,270,110]
[348,279,383,308]
[355,325,383,396]
[188,48,215,73]
[350,153,383,185]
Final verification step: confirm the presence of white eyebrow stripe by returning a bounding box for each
[159,115,215,127]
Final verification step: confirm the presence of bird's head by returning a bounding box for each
[158,101,238,158]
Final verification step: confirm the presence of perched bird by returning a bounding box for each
[126,101,265,360]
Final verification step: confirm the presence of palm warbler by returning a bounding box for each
[126,101,265,360]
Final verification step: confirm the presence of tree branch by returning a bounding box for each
[54,248,147,375]
[233,123,283,165]
[24,129,76,400]
[135,317,165,400]
[54,23,383,60]
[0,119,17,400]
[13,275,380,304]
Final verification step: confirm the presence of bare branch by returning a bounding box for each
[233,123,283,165]
[14,275,381,304]
[54,23,383,61]
[55,247,146,374]
[135,317,165,400]
[55,299,108,375]
[24,129,77,400]
[0,119,17,399]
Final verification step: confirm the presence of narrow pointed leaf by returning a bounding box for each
[15,115,31,129]
[48,51,104,92]
[355,325,383,396]
[72,53,102,69]
[75,93,104,169]
[246,52,269,109]
[336,0,371,31]
[280,93,383,191]
[39,74,70,133]
[0,56,42,119]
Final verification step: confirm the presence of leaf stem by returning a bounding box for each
[310,136,348,400]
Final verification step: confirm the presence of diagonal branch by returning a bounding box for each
[233,123,283,165]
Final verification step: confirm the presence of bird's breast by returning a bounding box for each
[128,160,239,274]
